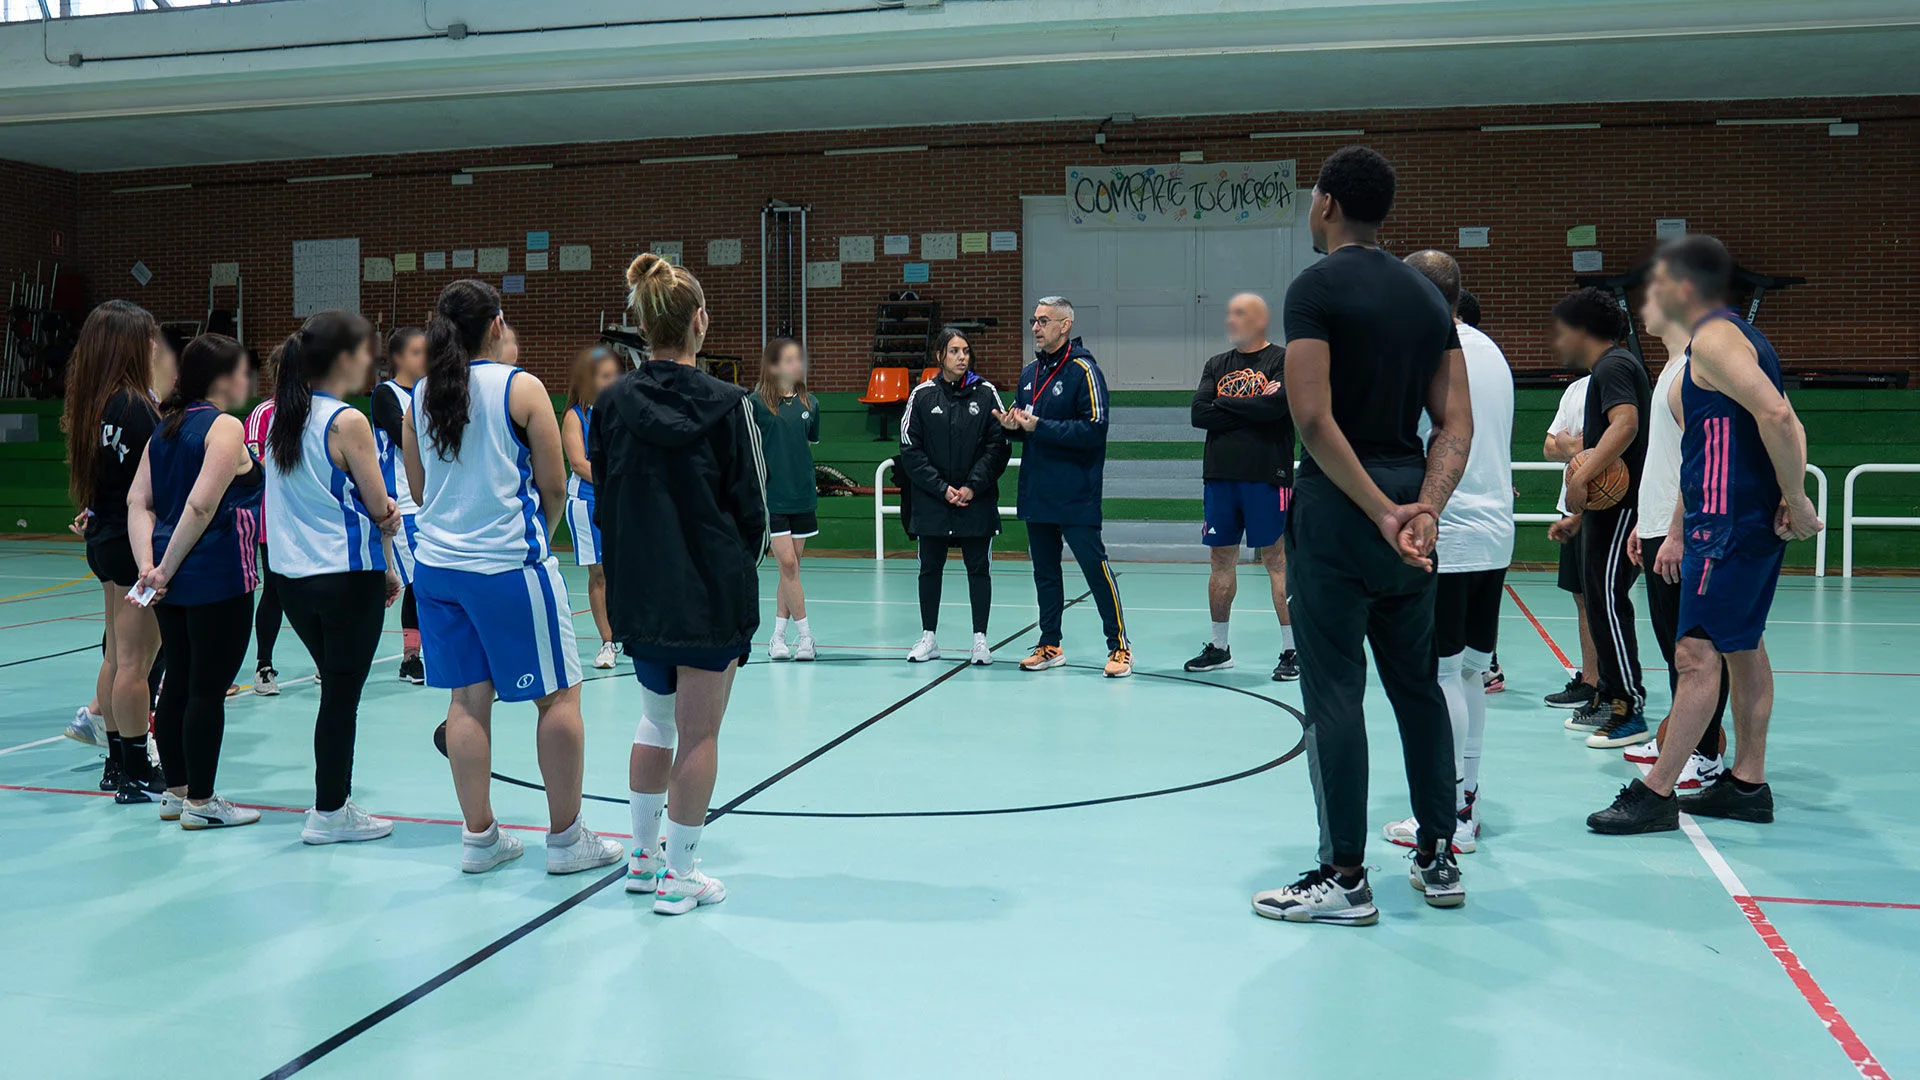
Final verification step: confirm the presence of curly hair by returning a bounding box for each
[1552,287,1630,343]
[1314,145,1396,226]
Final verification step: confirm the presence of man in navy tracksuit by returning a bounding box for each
[995,296,1131,678]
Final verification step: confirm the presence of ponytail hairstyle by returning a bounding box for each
[267,309,373,473]
[422,279,503,460]
[755,336,807,414]
[625,253,706,357]
[159,334,248,439]
[63,300,159,511]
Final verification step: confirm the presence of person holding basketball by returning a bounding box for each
[1185,292,1296,681]
[1551,288,1651,749]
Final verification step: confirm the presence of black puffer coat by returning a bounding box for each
[897,371,1011,538]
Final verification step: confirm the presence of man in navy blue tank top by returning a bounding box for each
[1588,235,1820,834]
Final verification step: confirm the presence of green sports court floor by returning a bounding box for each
[0,536,1913,1080]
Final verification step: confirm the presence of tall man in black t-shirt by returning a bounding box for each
[1551,288,1652,748]
[1250,146,1475,926]
[1185,293,1297,681]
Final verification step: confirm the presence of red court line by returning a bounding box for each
[1509,590,1890,1080]
[1503,584,1572,669]
[1752,895,1920,912]
[0,783,635,839]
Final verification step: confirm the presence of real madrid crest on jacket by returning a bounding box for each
[1009,336,1109,526]
[898,368,1011,538]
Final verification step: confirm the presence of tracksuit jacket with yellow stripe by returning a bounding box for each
[1009,337,1110,527]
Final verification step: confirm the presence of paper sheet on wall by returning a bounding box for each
[839,236,875,263]
[292,238,360,316]
[476,248,510,273]
[363,257,394,283]
[525,251,549,272]
[130,261,153,286]
[1571,250,1604,272]
[1655,218,1687,239]
[883,234,911,256]
[903,262,930,283]
[502,274,526,294]
[921,233,958,260]
[423,251,447,271]
[1566,225,1597,247]
[989,231,1019,252]
[526,231,550,251]
[451,249,475,269]
[393,253,417,273]
[209,262,240,287]
[960,232,989,254]
[650,241,684,264]
[1457,227,1490,248]
[558,245,591,271]
[805,261,842,288]
[707,239,742,266]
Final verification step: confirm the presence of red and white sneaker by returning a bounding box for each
[1382,804,1478,854]
[1622,740,1661,766]
[1678,753,1724,791]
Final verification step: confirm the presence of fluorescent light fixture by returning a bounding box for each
[1830,122,1860,136]
[286,172,372,184]
[823,144,929,156]
[1480,122,1602,132]
[1715,116,1842,127]
[450,174,474,185]
[637,153,740,165]
[1249,128,1365,139]
[111,182,193,194]
[461,163,554,173]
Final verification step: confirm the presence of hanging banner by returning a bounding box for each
[1067,161,1297,227]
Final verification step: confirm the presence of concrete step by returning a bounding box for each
[1102,477,1197,499]
[1104,458,1203,480]
[1108,406,1200,443]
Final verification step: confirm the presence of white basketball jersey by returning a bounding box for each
[376,379,422,517]
[411,360,551,574]
[265,393,387,578]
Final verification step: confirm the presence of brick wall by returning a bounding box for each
[0,157,76,294]
[10,95,1916,390]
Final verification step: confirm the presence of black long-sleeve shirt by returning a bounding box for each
[1191,343,1293,486]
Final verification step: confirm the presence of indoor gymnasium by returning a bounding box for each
[2,2,1918,1078]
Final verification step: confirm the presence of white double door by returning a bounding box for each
[1020,195,1318,389]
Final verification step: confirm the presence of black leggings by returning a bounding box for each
[255,544,282,668]
[153,593,256,800]
[276,570,387,812]
[400,584,417,632]
[918,536,992,634]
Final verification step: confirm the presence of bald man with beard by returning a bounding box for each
[1186,292,1298,681]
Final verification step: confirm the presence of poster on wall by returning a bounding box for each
[292,238,360,316]
[1066,161,1297,227]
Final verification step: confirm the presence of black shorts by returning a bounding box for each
[1557,537,1583,595]
[86,535,139,588]
[769,510,819,539]
[1435,567,1507,657]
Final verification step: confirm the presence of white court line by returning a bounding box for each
[0,735,66,757]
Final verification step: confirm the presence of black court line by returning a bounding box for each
[261,591,1091,1079]
[0,643,99,670]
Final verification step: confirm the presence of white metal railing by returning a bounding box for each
[1805,464,1829,577]
[1841,464,1920,578]
[874,456,1021,563]
[1513,461,1567,525]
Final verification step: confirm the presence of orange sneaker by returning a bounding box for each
[1019,644,1065,671]
[1103,648,1133,678]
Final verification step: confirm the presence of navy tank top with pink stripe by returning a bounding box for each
[149,402,264,606]
[1680,310,1787,559]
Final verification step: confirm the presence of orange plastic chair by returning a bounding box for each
[859,367,912,404]
[920,366,938,385]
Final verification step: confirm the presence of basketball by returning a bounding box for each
[1656,716,1729,756]
[1216,368,1270,398]
[1570,448,1629,510]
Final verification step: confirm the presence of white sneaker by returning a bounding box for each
[461,823,524,873]
[1252,867,1377,926]
[654,864,727,915]
[907,631,941,663]
[625,847,665,894]
[1408,846,1466,908]
[64,707,107,747]
[180,794,261,830]
[546,819,625,875]
[1622,739,1660,765]
[253,666,280,696]
[793,635,817,662]
[1382,814,1478,854]
[1680,752,1725,790]
[594,641,618,670]
[768,637,791,661]
[159,791,185,822]
[302,799,395,845]
[969,633,993,666]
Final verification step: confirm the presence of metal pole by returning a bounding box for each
[798,206,808,349]
[759,205,768,349]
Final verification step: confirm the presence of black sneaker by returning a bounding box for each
[1563,696,1610,733]
[1271,649,1300,682]
[99,756,125,792]
[399,655,426,685]
[115,763,167,805]
[1183,643,1233,673]
[1544,674,1596,709]
[1587,778,1679,834]
[1678,774,1775,823]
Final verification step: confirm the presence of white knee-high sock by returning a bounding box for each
[1437,651,1469,813]
[1460,647,1492,799]
[629,790,666,855]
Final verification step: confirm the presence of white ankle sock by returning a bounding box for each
[1279,624,1295,651]
[772,616,789,642]
[794,616,811,640]
[1211,621,1230,650]
[629,790,666,855]
[663,818,703,874]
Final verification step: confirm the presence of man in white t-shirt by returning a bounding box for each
[1620,291,1729,788]
[1543,374,1600,709]
[1383,251,1513,853]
